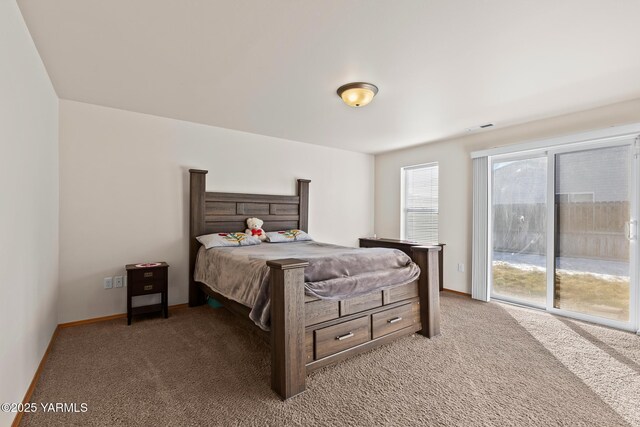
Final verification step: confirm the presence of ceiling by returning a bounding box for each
[17,0,640,154]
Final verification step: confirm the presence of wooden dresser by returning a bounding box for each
[359,237,445,291]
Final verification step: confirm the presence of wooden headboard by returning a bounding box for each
[188,169,310,305]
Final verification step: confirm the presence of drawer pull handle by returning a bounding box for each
[336,332,354,341]
[144,272,153,278]
[143,285,153,291]
[388,316,403,324]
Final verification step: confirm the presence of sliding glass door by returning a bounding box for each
[491,156,547,307]
[490,138,638,330]
[550,144,636,325]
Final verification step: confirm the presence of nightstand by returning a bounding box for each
[125,262,169,325]
[359,238,445,291]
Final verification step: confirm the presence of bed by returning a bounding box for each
[188,169,441,400]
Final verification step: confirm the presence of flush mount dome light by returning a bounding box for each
[337,82,378,107]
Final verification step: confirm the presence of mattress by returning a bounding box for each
[194,241,420,330]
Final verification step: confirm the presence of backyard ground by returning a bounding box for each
[492,262,629,322]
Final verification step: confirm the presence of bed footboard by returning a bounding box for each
[267,247,441,400]
[267,259,309,400]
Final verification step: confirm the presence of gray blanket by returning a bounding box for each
[194,241,420,330]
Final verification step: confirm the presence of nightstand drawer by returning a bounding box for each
[130,280,165,296]
[129,268,166,284]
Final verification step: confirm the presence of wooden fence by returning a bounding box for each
[493,201,628,261]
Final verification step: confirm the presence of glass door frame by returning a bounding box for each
[488,135,640,332]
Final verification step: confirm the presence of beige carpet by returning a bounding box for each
[20,293,639,426]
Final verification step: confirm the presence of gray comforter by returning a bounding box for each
[194,241,420,330]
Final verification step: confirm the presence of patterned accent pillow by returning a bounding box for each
[196,232,261,249]
[266,229,313,243]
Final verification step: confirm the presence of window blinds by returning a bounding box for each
[403,163,439,243]
[471,156,489,302]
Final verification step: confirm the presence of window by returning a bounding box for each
[402,163,439,243]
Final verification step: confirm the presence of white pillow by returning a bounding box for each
[196,232,261,249]
[266,229,313,243]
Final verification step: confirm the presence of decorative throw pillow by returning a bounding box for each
[266,229,313,243]
[196,232,261,249]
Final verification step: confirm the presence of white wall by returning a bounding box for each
[58,100,374,323]
[375,98,640,294]
[0,2,59,426]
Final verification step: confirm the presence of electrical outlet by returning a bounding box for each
[104,277,113,289]
[457,263,465,273]
[114,276,123,288]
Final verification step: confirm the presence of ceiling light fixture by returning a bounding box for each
[337,82,378,107]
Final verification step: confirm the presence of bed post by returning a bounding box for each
[189,169,208,307]
[411,246,441,338]
[267,258,309,400]
[297,179,310,232]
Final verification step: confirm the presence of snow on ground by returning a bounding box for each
[493,260,629,283]
[493,251,629,276]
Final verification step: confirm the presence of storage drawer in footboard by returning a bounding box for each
[339,292,383,316]
[372,302,420,339]
[314,316,371,359]
[305,297,339,326]
[383,281,419,305]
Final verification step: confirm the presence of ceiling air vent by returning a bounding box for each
[466,123,495,132]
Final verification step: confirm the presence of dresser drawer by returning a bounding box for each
[372,302,420,339]
[129,268,166,284]
[130,280,165,296]
[314,316,370,359]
